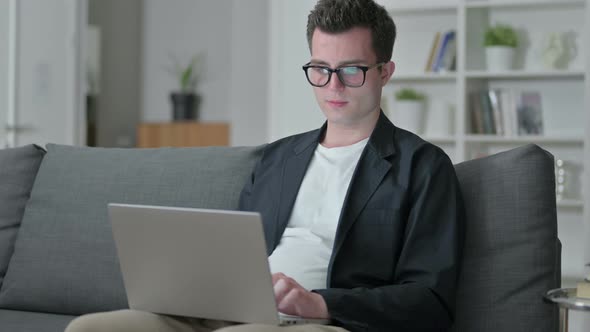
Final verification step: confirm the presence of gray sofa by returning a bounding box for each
[0,143,559,332]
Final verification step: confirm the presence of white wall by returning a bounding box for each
[583,3,590,330]
[141,0,270,146]
[269,0,323,141]
[142,0,232,124]
[89,0,142,147]
[229,0,269,146]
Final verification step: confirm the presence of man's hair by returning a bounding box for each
[306,0,396,63]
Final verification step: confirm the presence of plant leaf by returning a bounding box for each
[181,65,193,91]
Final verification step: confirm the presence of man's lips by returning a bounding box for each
[327,100,348,107]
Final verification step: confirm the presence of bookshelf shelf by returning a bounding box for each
[465,70,585,80]
[464,135,585,144]
[557,199,584,209]
[425,136,456,144]
[391,72,456,81]
[464,0,585,10]
[380,1,457,13]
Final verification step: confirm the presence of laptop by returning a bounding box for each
[108,203,330,326]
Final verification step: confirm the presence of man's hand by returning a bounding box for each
[271,273,330,319]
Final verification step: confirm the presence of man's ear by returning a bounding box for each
[380,61,395,86]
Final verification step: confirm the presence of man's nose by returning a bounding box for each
[326,73,345,91]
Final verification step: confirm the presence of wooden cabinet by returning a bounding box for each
[137,122,229,148]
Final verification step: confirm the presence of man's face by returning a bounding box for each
[309,27,394,127]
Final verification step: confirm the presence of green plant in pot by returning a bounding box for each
[167,53,204,121]
[395,88,426,102]
[484,24,518,71]
[393,88,426,134]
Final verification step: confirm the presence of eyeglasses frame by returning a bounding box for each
[301,62,385,88]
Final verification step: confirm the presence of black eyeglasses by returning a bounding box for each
[302,62,384,88]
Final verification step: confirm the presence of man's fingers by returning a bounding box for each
[273,277,293,304]
[276,287,305,316]
[271,272,286,285]
[271,273,311,315]
[270,273,329,319]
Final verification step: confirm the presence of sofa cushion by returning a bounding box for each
[0,309,75,332]
[0,144,263,315]
[451,144,559,332]
[0,145,45,287]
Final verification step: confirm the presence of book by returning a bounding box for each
[498,90,517,136]
[425,32,441,72]
[479,91,496,134]
[577,281,590,299]
[517,92,543,135]
[432,30,456,72]
[488,90,504,136]
[438,31,457,72]
[448,50,457,71]
[469,92,484,134]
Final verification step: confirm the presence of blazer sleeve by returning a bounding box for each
[238,167,255,211]
[315,149,465,332]
[238,146,266,211]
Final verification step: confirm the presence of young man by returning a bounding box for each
[65,1,464,331]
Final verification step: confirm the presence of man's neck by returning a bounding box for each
[321,112,379,148]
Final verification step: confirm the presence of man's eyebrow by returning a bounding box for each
[309,59,367,67]
[309,59,329,66]
[337,59,367,66]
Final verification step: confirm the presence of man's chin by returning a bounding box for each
[321,107,350,122]
[321,104,352,115]
[323,113,359,127]
[320,106,380,127]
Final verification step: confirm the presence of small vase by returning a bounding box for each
[425,101,454,137]
[170,92,201,121]
[555,159,583,201]
[485,46,515,71]
[392,100,425,134]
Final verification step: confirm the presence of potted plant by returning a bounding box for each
[167,53,204,121]
[484,24,518,71]
[393,88,426,134]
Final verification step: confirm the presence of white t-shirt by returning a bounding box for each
[268,138,369,290]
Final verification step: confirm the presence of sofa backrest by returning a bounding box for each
[0,145,45,287]
[452,144,560,332]
[0,144,263,315]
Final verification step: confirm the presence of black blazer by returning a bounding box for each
[239,112,465,332]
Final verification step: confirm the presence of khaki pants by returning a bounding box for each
[64,310,349,332]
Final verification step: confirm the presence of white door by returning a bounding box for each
[0,0,10,147]
[0,0,85,148]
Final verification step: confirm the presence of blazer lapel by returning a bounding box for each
[331,112,397,261]
[273,128,323,245]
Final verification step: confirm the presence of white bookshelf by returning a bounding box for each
[393,73,457,81]
[424,136,456,144]
[464,134,585,144]
[464,0,586,9]
[384,1,458,13]
[380,1,589,323]
[464,69,585,79]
